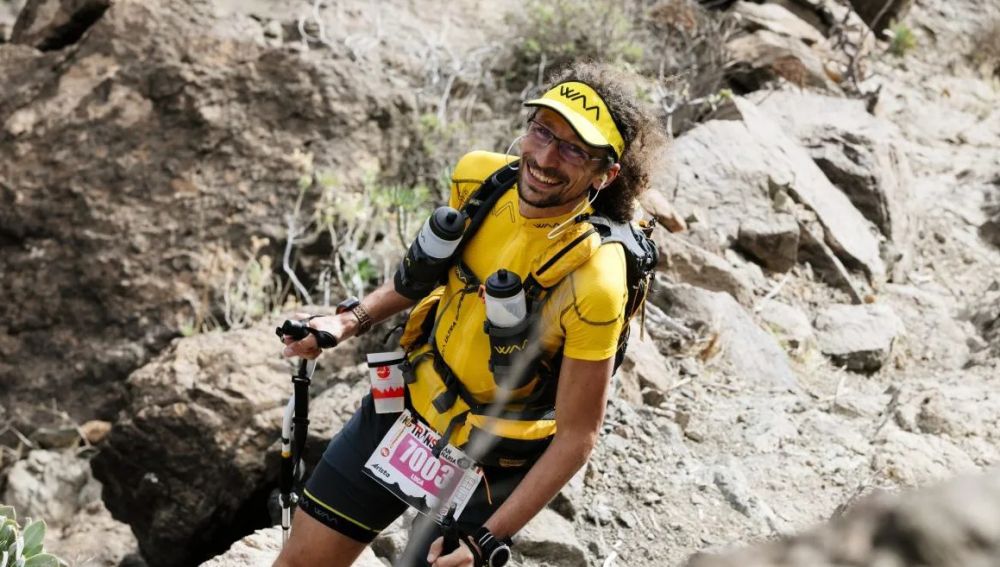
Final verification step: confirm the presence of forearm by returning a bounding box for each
[321,279,417,342]
[482,430,596,538]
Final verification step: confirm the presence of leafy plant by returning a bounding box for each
[887,22,917,57]
[0,505,64,567]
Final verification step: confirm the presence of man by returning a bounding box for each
[275,62,664,567]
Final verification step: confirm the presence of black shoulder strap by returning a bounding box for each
[452,161,520,260]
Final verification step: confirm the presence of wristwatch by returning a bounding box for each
[335,297,373,336]
[474,527,511,567]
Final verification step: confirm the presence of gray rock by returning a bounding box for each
[741,409,799,453]
[48,499,138,567]
[897,385,1000,439]
[713,463,790,535]
[371,508,417,562]
[972,292,1000,359]
[3,448,137,567]
[756,299,816,358]
[754,90,914,261]
[686,472,1000,567]
[726,29,839,91]
[814,303,904,372]
[657,230,757,305]
[653,281,800,392]
[515,508,587,567]
[3,449,101,528]
[91,321,366,567]
[732,98,885,280]
[0,0,410,433]
[660,97,885,283]
[731,1,826,44]
[871,429,978,487]
[620,321,675,393]
[736,213,800,273]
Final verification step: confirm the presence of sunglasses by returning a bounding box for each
[524,120,607,166]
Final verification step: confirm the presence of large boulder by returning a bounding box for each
[3,449,100,527]
[515,508,588,567]
[657,230,757,305]
[91,320,367,567]
[726,29,839,91]
[658,96,885,282]
[753,90,914,273]
[731,1,826,44]
[0,0,417,426]
[2,448,137,566]
[686,471,1000,567]
[814,302,904,372]
[651,280,799,392]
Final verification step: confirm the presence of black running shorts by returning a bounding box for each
[298,393,529,543]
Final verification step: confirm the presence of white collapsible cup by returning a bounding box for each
[367,351,406,414]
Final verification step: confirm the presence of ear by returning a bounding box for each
[593,162,621,190]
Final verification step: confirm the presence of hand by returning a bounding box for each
[427,535,476,567]
[280,312,352,359]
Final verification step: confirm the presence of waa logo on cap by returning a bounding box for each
[558,85,601,120]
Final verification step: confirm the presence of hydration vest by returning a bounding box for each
[398,158,658,468]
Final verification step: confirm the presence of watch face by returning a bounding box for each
[489,546,511,567]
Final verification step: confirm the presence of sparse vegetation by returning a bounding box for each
[0,506,65,567]
[887,22,917,57]
[499,0,735,134]
[502,0,644,92]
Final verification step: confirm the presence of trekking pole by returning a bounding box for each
[274,298,358,545]
[275,320,316,545]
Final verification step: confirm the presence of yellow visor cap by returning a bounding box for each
[524,81,625,160]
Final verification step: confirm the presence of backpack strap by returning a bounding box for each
[452,161,520,260]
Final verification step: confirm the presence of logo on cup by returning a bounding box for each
[377,366,390,379]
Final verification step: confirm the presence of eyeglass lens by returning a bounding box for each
[527,121,592,164]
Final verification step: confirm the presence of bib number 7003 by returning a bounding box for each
[364,410,482,519]
[394,438,455,493]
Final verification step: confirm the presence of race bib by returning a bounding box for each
[363,410,482,520]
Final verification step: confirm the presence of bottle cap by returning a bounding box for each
[429,207,465,241]
[485,269,522,299]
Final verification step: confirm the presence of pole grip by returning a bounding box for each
[440,504,459,555]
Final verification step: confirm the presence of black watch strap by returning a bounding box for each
[474,527,511,567]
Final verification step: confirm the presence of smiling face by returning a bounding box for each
[517,108,618,219]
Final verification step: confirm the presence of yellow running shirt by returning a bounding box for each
[406,151,627,444]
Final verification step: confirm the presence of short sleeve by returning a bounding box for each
[558,244,628,361]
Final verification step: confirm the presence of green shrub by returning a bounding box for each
[887,22,917,57]
[502,0,644,91]
[0,505,65,567]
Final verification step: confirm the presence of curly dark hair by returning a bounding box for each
[542,63,666,222]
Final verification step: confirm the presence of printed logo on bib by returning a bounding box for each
[376,366,390,379]
[363,410,482,520]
